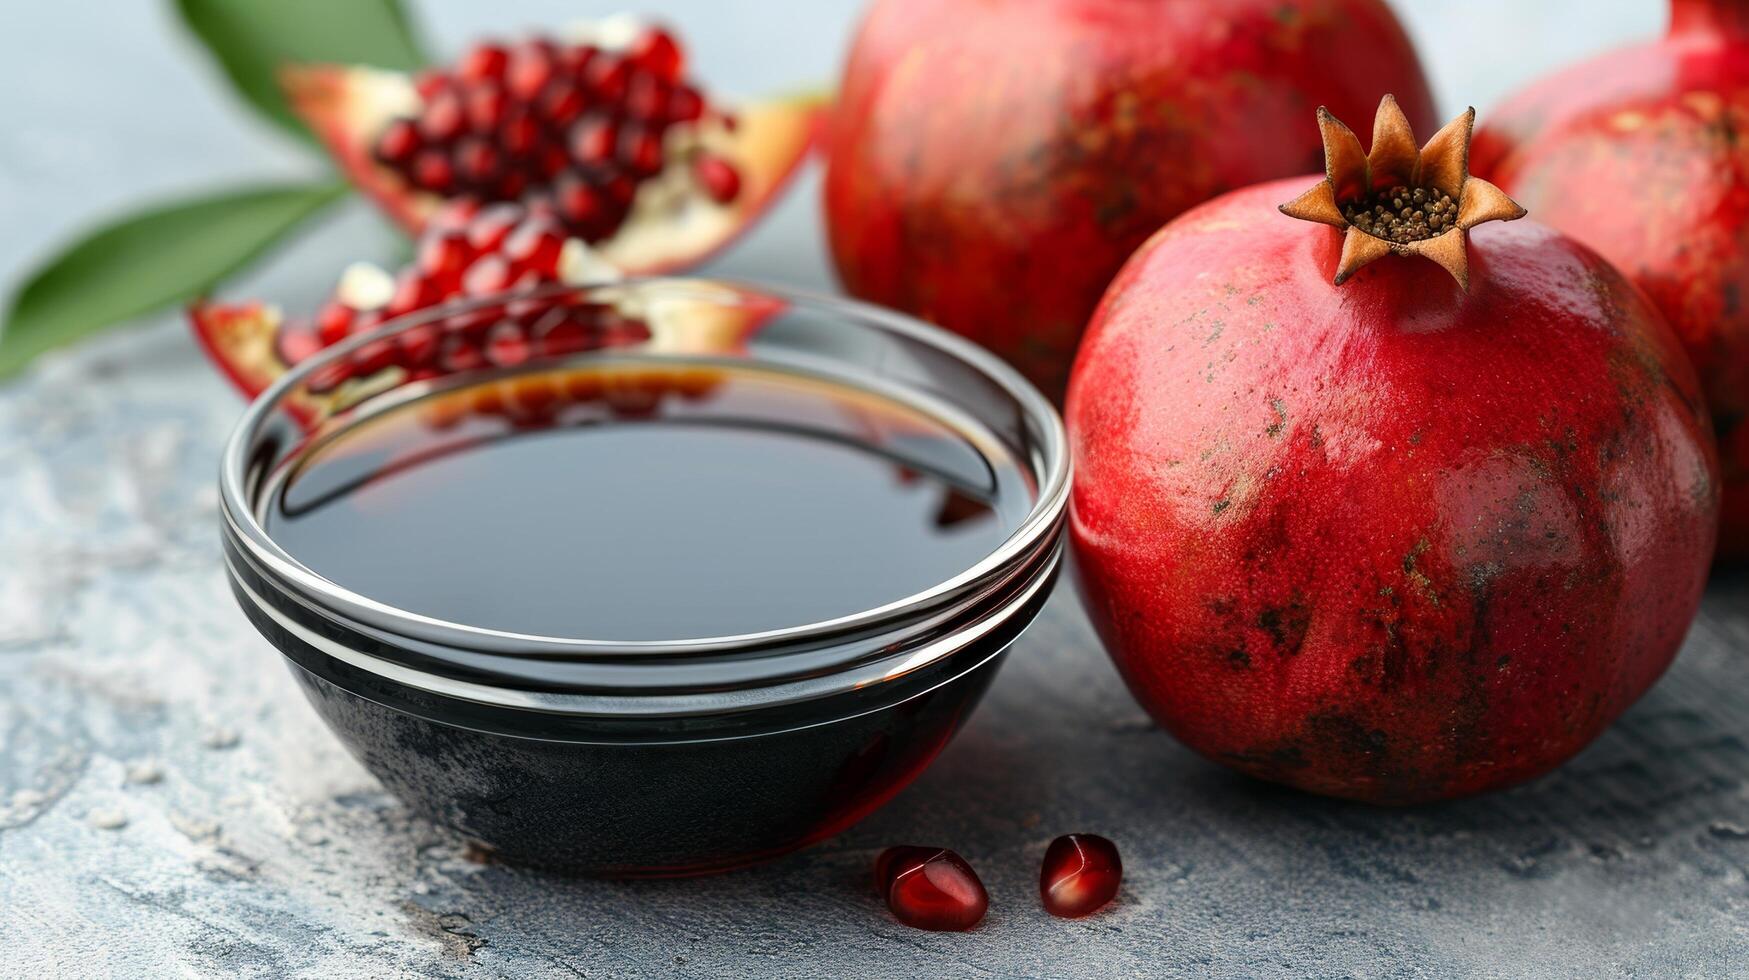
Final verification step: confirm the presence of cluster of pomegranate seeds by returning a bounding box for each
[874,836,1122,930]
[1343,184,1459,243]
[875,846,989,932]
[275,199,641,394]
[1038,833,1122,918]
[372,27,743,244]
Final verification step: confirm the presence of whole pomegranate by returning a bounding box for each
[824,0,1436,400]
[1067,97,1720,803]
[1471,0,1749,559]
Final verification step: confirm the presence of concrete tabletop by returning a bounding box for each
[3,2,1745,976]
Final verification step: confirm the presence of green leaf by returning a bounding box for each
[0,182,349,378]
[173,0,428,143]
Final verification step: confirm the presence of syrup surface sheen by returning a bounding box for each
[262,363,1033,641]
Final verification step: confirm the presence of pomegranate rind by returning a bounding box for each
[188,301,348,426]
[188,301,286,401]
[281,63,825,273]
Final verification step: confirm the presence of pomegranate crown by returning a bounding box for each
[1279,95,1526,289]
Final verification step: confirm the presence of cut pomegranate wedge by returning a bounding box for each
[190,201,776,425]
[282,17,824,274]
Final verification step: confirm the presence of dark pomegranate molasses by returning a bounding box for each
[261,360,1032,640]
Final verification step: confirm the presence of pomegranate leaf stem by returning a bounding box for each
[0,181,349,379]
[173,0,428,146]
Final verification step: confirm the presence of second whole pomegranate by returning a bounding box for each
[824,0,1436,399]
[1472,0,1749,560]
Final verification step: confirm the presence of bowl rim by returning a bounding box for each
[218,277,1070,674]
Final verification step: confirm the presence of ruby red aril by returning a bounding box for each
[874,846,987,932]
[1039,834,1121,918]
[693,155,741,205]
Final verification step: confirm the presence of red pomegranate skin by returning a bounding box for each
[1066,179,1720,804]
[823,0,1436,401]
[1471,0,1749,559]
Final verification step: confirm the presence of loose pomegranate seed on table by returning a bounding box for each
[874,846,988,932]
[1039,834,1122,918]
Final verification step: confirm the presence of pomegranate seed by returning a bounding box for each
[629,28,684,83]
[374,118,421,164]
[534,310,594,356]
[500,107,541,158]
[506,281,556,323]
[626,74,670,121]
[465,83,510,132]
[621,125,665,176]
[315,301,355,346]
[538,142,571,179]
[539,82,587,127]
[412,150,456,193]
[569,116,618,166]
[386,269,441,317]
[350,339,397,376]
[665,85,703,123]
[455,137,502,185]
[1039,834,1121,918]
[585,54,629,102]
[497,169,529,201]
[463,253,515,296]
[693,154,742,204]
[506,39,558,100]
[561,43,597,80]
[454,136,503,184]
[418,231,473,283]
[467,203,525,252]
[439,333,487,372]
[485,321,531,366]
[352,307,387,332]
[274,324,322,366]
[504,218,567,276]
[397,323,442,367]
[306,361,352,394]
[554,173,604,226]
[419,88,466,143]
[413,70,450,101]
[603,174,638,208]
[458,42,510,83]
[875,846,987,932]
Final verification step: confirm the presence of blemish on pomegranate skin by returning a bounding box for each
[875,846,988,932]
[1039,834,1122,918]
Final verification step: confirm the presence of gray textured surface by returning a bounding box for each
[3,2,1747,977]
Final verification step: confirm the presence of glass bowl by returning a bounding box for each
[218,278,1068,876]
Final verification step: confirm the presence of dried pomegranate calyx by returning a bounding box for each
[1278,94,1526,288]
